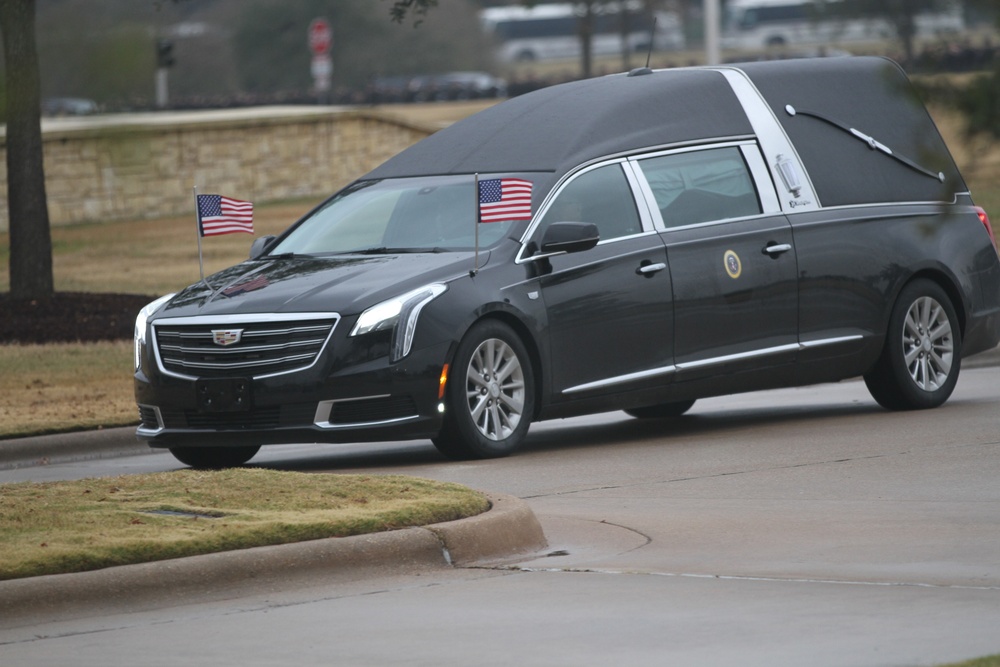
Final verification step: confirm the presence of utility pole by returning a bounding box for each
[705,0,721,66]
[155,38,174,108]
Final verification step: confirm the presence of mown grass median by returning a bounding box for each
[0,468,490,581]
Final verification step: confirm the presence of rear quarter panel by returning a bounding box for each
[789,203,999,378]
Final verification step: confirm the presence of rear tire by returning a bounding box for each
[625,399,696,419]
[433,320,535,460]
[864,279,961,410]
[168,445,261,469]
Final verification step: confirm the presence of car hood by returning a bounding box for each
[153,251,485,320]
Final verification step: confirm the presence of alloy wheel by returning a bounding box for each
[464,337,526,441]
[901,295,954,392]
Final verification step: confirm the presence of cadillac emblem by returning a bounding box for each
[212,329,244,347]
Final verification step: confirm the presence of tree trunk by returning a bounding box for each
[618,0,632,72]
[0,0,54,299]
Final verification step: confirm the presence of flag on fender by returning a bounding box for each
[478,178,533,223]
[196,194,254,236]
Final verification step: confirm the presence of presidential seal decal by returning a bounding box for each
[724,250,742,279]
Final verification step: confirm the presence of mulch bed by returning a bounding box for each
[0,293,156,344]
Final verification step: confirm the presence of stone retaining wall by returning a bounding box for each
[0,107,433,232]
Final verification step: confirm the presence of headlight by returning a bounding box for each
[134,293,175,371]
[350,284,446,362]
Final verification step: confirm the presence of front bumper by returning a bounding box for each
[135,339,451,449]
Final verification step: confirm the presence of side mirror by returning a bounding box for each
[540,222,600,255]
[249,235,277,260]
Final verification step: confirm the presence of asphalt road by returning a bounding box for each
[2,369,999,666]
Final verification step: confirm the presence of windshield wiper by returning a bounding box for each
[352,247,447,255]
[262,252,301,260]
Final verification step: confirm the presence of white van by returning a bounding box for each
[722,0,964,50]
[480,2,684,63]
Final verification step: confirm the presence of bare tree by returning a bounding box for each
[866,0,922,65]
[388,0,439,23]
[1,0,53,299]
[837,0,957,66]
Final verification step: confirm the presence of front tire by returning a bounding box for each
[864,279,961,410]
[168,445,261,469]
[433,320,535,460]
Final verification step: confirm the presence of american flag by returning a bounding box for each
[197,194,254,236]
[478,178,533,223]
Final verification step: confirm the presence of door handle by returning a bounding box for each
[763,243,792,256]
[637,262,667,276]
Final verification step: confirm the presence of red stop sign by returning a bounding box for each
[308,18,332,55]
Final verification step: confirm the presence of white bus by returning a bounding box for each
[722,0,964,50]
[480,2,685,64]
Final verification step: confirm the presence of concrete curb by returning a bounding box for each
[0,492,547,624]
[0,427,150,470]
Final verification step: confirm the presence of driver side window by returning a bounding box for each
[537,164,642,242]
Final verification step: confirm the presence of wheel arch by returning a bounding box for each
[464,309,546,421]
[903,268,968,342]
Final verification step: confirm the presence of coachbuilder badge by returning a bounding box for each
[723,250,742,279]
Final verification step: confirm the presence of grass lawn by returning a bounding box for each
[0,469,489,580]
[0,341,134,438]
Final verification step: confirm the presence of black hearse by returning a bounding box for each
[135,57,1000,468]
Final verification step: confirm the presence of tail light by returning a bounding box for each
[976,207,999,256]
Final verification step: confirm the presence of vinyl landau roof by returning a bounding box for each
[366,68,753,179]
[366,57,963,208]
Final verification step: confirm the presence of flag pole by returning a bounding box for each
[193,186,210,289]
[472,173,480,277]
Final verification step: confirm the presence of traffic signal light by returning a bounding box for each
[156,39,175,68]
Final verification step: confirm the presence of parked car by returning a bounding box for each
[135,57,1000,468]
[408,72,508,101]
[372,72,507,103]
[42,97,98,116]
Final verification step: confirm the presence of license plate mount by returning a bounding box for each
[195,378,252,413]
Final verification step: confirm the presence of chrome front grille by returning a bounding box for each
[152,313,339,379]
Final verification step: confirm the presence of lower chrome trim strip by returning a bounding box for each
[799,335,864,348]
[674,343,800,371]
[561,335,865,395]
[563,365,677,395]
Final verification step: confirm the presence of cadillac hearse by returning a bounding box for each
[134,57,1000,467]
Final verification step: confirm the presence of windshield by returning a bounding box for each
[270,176,522,255]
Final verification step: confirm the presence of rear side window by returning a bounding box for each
[637,147,761,228]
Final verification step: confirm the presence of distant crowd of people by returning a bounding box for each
[907,37,998,73]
